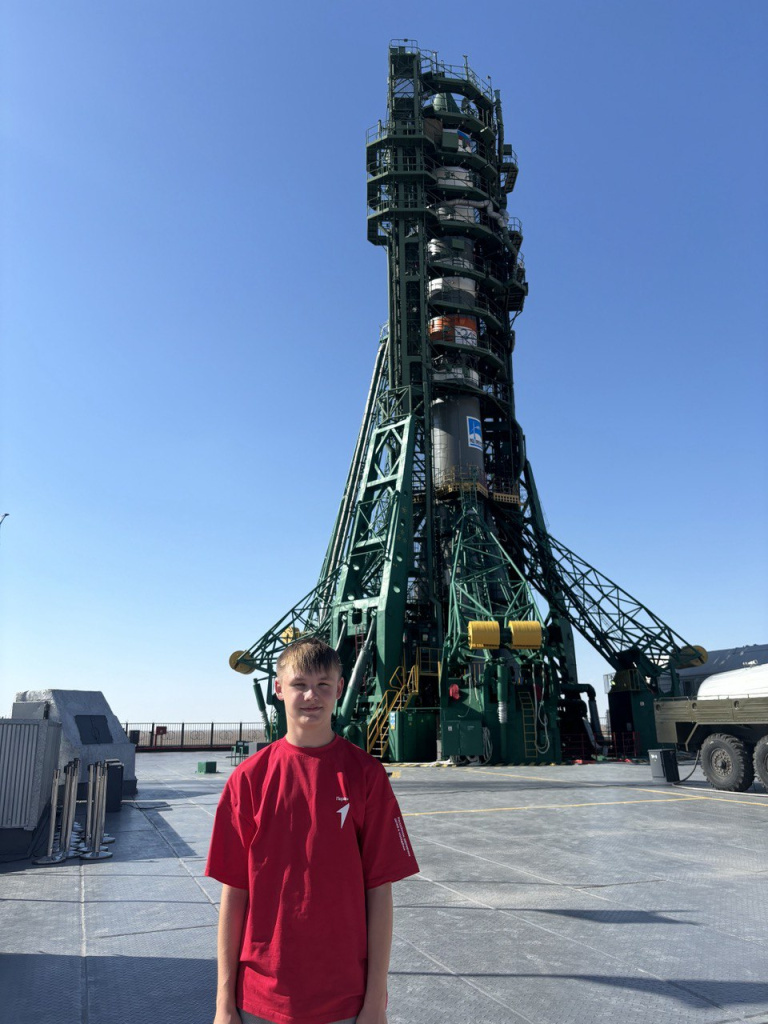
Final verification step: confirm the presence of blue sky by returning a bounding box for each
[2,1,766,725]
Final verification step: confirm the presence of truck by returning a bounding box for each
[654,663,768,792]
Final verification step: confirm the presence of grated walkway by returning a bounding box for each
[1,753,767,1024]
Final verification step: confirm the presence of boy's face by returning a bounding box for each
[275,666,344,746]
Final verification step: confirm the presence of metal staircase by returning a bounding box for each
[367,664,420,758]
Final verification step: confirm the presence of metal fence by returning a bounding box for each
[122,722,266,752]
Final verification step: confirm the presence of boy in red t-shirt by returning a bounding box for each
[206,637,419,1024]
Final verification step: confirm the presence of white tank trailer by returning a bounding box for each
[695,663,768,700]
[654,663,768,792]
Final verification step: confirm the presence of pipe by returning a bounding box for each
[586,696,606,749]
[337,618,376,731]
[63,763,74,850]
[33,768,64,866]
[561,682,606,750]
[252,682,271,738]
[81,762,113,861]
[56,763,72,854]
[334,615,348,652]
[101,762,116,845]
[47,769,61,857]
[93,764,106,851]
[578,684,606,748]
[82,762,96,853]
[582,716,596,750]
[60,760,79,858]
[96,764,106,846]
[496,663,510,764]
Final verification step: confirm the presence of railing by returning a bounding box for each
[489,477,522,505]
[560,733,595,762]
[480,373,511,405]
[386,39,495,104]
[389,37,421,56]
[419,53,495,103]
[418,647,441,676]
[611,731,640,759]
[367,191,424,216]
[430,469,522,510]
[477,332,508,362]
[367,665,420,757]
[428,285,505,326]
[431,167,486,193]
[367,153,424,179]
[366,120,499,173]
[507,217,523,241]
[122,722,266,752]
[433,467,488,499]
[366,117,423,145]
[426,250,526,289]
[34,758,118,866]
[430,203,522,246]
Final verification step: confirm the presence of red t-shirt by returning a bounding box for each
[205,735,419,1024]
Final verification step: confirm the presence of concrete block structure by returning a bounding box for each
[13,690,137,796]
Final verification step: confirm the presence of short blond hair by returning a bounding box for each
[275,637,342,679]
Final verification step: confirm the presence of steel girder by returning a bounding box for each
[493,460,699,692]
[445,496,544,670]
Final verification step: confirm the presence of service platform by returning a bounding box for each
[1,753,766,1024]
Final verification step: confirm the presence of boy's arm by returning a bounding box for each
[214,883,249,1024]
[357,881,393,1024]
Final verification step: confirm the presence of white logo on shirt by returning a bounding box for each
[336,771,350,829]
[394,815,411,856]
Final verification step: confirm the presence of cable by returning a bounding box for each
[482,726,493,763]
[534,665,551,754]
[673,749,701,785]
[536,706,550,755]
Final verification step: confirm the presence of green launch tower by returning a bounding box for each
[231,42,705,763]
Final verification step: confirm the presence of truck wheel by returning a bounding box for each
[753,736,768,792]
[700,733,754,792]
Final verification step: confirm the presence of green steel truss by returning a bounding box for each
[231,568,340,681]
[512,463,695,691]
[444,493,544,669]
[333,403,416,686]
[321,335,388,582]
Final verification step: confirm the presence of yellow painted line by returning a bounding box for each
[472,770,768,809]
[474,769,569,784]
[402,796,710,818]
[633,786,768,808]
[389,771,401,779]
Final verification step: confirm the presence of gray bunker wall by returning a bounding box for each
[13,689,137,796]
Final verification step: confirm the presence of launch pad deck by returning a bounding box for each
[2,752,767,1024]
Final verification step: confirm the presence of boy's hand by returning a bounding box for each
[356,1006,387,1024]
[361,882,392,1024]
[213,1008,241,1024]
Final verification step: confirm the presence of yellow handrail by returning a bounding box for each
[367,664,420,754]
[367,667,403,754]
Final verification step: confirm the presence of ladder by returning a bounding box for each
[518,690,538,761]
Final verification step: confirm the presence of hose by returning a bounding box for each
[482,727,493,764]
[673,749,701,785]
[533,665,551,755]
